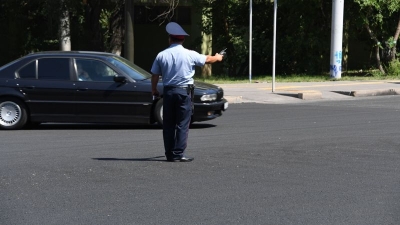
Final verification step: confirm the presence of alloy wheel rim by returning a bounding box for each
[0,101,21,126]
[160,105,163,120]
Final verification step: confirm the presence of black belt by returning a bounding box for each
[165,85,193,90]
[164,85,195,114]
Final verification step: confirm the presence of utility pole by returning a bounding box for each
[330,0,344,79]
[272,0,277,92]
[249,0,252,83]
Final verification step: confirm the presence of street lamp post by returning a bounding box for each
[330,0,344,79]
[249,0,253,83]
[272,0,277,92]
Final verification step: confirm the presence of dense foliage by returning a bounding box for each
[0,0,399,77]
[193,0,400,77]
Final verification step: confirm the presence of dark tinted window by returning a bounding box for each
[18,61,36,79]
[38,58,70,80]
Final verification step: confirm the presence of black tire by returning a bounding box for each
[154,98,163,126]
[154,98,195,127]
[0,98,28,130]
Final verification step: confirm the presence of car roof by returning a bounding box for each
[26,51,116,58]
[0,51,119,75]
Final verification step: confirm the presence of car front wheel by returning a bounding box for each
[153,98,195,127]
[0,98,28,130]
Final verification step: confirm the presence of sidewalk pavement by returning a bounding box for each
[217,80,400,104]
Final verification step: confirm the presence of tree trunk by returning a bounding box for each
[342,19,349,73]
[374,45,385,74]
[59,2,71,51]
[218,2,236,77]
[108,0,125,55]
[85,0,103,51]
[390,15,400,61]
[365,23,385,74]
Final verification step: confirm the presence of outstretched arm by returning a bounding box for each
[205,53,224,64]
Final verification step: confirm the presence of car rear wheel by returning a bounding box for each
[154,98,163,126]
[0,98,28,130]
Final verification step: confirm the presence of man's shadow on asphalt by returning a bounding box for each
[92,156,166,162]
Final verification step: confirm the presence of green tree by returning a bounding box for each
[194,0,333,77]
[107,0,125,55]
[0,0,123,65]
[277,0,332,75]
[354,0,400,74]
[0,0,61,62]
[194,0,271,77]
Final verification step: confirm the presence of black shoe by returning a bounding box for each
[167,156,194,162]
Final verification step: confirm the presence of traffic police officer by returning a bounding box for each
[151,22,224,162]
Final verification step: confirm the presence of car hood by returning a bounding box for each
[154,79,220,91]
[194,80,221,91]
[154,79,222,95]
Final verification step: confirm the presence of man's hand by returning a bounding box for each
[206,53,224,64]
[151,74,160,99]
[152,89,160,98]
[215,53,224,61]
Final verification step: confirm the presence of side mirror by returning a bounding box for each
[113,75,126,83]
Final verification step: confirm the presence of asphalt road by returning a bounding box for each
[1,95,400,225]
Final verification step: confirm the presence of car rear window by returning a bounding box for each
[18,61,36,79]
[17,58,71,80]
[38,58,70,80]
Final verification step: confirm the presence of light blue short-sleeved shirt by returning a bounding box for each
[151,44,207,86]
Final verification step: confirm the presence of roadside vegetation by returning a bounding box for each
[202,74,400,84]
[0,0,399,79]
[200,65,400,84]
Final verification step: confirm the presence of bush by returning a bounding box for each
[386,59,400,76]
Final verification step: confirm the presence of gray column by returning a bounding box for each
[329,0,344,79]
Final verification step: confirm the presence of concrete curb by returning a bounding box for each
[219,81,400,104]
[350,89,399,97]
[225,90,323,104]
[298,91,322,100]
[224,91,322,104]
[224,96,243,104]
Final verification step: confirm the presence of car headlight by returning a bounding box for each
[200,94,217,101]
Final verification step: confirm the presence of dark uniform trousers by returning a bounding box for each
[163,86,192,159]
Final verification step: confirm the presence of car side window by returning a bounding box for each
[75,59,92,81]
[92,60,118,82]
[18,61,36,79]
[38,58,70,80]
[75,59,117,82]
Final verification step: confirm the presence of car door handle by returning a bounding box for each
[77,88,89,92]
[24,86,35,89]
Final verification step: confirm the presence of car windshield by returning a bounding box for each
[106,55,151,80]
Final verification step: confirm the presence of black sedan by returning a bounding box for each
[0,51,228,130]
